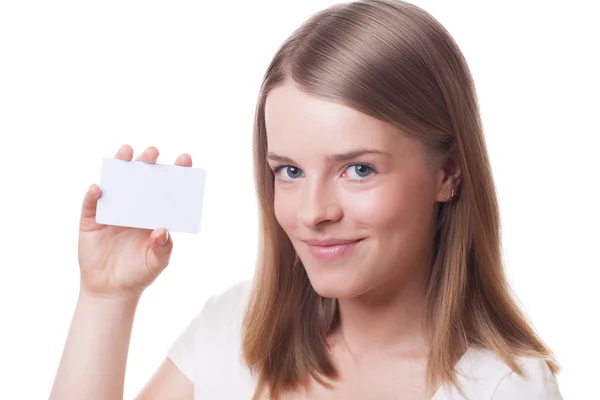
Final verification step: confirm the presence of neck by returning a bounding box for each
[335,271,429,357]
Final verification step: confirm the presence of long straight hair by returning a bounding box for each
[242,1,558,398]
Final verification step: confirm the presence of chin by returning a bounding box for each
[303,264,365,299]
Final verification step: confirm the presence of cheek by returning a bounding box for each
[273,188,298,232]
[343,179,432,231]
[343,184,408,228]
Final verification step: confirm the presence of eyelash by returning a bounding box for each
[271,162,378,184]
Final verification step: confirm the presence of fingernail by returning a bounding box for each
[159,230,169,246]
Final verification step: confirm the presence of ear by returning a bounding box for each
[434,152,462,203]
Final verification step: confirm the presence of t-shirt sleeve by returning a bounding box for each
[491,357,563,400]
[166,296,215,382]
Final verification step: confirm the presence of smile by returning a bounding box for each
[303,238,364,261]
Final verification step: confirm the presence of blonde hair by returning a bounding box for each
[242,0,558,398]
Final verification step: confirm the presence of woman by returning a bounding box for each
[50,0,562,399]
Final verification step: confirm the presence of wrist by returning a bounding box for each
[78,287,141,308]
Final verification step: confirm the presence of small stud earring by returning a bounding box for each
[447,188,456,202]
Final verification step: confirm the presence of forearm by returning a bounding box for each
[49,290,140,400]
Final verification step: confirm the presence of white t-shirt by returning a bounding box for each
[167,281,563,399]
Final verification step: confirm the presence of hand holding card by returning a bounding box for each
[77,145,201,300]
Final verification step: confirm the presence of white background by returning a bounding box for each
[0,0,598,398]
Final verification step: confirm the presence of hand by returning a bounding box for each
[77,145,192,299]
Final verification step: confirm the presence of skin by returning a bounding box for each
[265,80,462,399]
[49,80,461,400]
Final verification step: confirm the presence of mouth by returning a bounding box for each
[301,238,365,261]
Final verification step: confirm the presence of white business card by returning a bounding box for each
[95,158,206,233]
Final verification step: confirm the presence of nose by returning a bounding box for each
[297,181,343,228]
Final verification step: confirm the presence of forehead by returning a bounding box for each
[264,81,402,152]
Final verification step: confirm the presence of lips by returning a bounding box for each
[301,238,364,261]
[302,238,362,247]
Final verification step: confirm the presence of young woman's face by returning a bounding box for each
[265,81,450,299]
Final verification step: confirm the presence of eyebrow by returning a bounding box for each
[267,148,392,164]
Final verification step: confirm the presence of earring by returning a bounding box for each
[447,188,456,202]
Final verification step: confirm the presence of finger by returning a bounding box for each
[115,144,134,161]
[146,228,173,276]
[135,146,159,163]
[174,153,192,167]
[81,184,102,219]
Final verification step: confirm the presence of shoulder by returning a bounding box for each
[197,279,253,329]
[172,279,252,339]
[167,280,255,389]
[437,348,563,400]
[490,353,563,399]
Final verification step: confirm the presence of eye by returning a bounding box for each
[344,163,374,180]
[274,166,304,181]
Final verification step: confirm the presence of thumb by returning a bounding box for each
[146,228,173,276]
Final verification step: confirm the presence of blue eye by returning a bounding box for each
[276,166,303,181]
[346,164,373,180]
